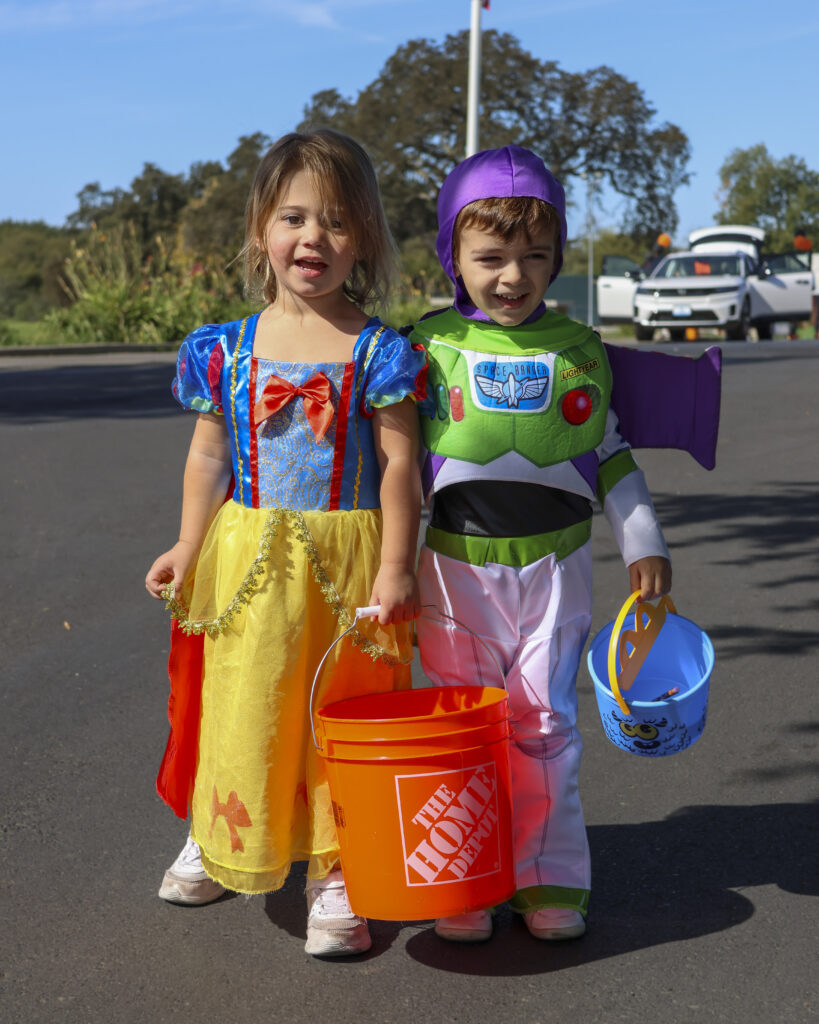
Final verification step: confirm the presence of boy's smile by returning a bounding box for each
[454,223,557,326]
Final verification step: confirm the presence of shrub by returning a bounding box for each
[46,224,252,345]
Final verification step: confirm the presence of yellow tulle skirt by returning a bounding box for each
[175,501,413,894]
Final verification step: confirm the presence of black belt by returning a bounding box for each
[430,480,592,538]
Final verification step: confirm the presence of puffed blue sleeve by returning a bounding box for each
[172,324,225,414]
[360,325,428,416]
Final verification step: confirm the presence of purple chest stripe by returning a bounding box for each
[571,450,599,492]
[422,452,446,499]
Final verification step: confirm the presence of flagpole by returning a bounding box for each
[466,0,482,156]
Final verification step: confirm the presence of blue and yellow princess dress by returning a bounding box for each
[162,312,427,893]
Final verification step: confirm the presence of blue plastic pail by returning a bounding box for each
[587,595,714,757]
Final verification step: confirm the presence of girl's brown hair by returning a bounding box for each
[242,129,396,310]
[454,196,561,258]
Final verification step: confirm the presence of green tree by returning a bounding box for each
[0,220,75,319]
[66,182,128,232]
[561,228,646,276]
[180,133,271,259]
[67,165,190,249]
[127,162,191,243]
[299,30,690,245]
[716,144,819,249]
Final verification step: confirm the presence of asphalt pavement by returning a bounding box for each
[1,340,817,1024]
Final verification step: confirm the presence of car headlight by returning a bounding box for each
[635,286,652,294]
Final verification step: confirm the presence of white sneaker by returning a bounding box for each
[434,909,493,942]
[158,836,226,906]
[524,907,586,940]
[304,870,371,957]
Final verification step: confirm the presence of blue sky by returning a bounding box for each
[2,0,818,245]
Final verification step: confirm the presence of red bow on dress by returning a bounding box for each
[254,372,334,443]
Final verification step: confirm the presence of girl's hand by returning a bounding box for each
[628,556,672,602]
[145,540,197,600]
[368,563,421,625]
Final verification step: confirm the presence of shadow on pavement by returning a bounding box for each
[0,362,180,422]
[401,799,818,976]
[653,485,819,562]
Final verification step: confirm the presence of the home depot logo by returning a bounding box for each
[396,763,502,886]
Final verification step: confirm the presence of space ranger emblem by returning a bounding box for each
[472,358,551,413]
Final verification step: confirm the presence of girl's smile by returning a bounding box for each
[295,256,328,277]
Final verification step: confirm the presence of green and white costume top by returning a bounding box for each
[412,307,669,569]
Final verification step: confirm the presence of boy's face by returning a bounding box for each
[453,222,557,326]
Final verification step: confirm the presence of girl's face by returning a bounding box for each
[263,169,356,307]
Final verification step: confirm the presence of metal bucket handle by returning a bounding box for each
[606,590,678,716]
[309,603,507,751]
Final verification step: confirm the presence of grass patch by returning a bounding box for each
[0,318,65,347]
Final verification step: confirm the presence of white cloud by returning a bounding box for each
[0,0,192,31]
[287,3,339,30]
[0,0,403,33]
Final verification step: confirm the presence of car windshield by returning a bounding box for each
[653,255,741,279]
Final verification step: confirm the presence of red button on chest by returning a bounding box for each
[561,389,592,425]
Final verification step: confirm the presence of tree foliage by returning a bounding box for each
[180,133,271,258]
[5,30,692,337]
[0,220,75,319]
[561,229,647,276]
[64,134,271,259]
[716,144,819,250]
[299,30,690,245]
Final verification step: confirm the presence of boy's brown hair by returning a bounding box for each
[453,196,561,259]
[242,128,396,310]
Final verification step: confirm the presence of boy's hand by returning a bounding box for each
[145,540,197,600]
[628,556,672,602]
[368,563,421,625]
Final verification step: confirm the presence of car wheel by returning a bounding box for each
[634,324,653,341]
[753,319,772,340]
[726,299,751,340]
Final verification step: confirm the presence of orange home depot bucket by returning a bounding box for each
[312,608,515,921]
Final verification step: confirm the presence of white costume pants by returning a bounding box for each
[417,541,593,909]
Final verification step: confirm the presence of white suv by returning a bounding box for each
[633,250,753,340]
[596,225,814,340]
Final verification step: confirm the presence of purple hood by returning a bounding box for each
[436,146,568,319]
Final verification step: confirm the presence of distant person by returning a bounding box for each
[642,232,671,275]
[145,129,426,957]
[791,228,816,339]
[813,278,819,340]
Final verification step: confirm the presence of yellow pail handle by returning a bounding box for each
[606,591,677,716]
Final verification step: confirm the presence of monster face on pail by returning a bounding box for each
[600,707,707,757]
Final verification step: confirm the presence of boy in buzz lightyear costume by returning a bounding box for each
[411,146,711,944]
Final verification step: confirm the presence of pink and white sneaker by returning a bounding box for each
[524,907,586,940]
[434,909,493,942]
[158,836,225,906]
[305,870,372,957]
